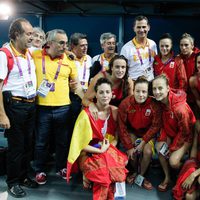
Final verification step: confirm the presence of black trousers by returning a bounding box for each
[3,94,36,187]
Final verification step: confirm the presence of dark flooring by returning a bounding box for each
[0,130,174,200]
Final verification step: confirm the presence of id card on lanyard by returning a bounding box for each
[136,48,152,65]
[136,47,153,80]
[37,52,62,97]
[37,79,53,97]
[11,46,36,99]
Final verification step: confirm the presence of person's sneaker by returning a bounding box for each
[56,168,67,180]
[21,177,38,188]
[8,184,26,198]
[35,172,47,185]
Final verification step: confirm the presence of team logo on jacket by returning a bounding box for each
[145,109,151,116]
[169,62,175,68]
[129,109,136,113]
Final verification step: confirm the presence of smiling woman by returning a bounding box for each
[152,74,196,192]
[67,77,128,200]
[82,55,133,120]
[118,76,162,190]
[153,33,187,91]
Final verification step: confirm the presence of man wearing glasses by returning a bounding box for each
[32,29,83,185]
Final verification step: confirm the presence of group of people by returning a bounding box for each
[0,14,200,200]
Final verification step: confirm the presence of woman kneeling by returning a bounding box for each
[67,78,128,200]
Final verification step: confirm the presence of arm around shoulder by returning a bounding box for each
[82,73,103,107]
[127,77,134,96]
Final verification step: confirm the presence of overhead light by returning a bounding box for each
[0,2,12,20]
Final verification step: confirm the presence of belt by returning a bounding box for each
[11,96,35,103]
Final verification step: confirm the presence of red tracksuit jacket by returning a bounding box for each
[118,96,162,150]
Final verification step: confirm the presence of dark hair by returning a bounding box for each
[9,18,30,40]
[159,33,173,41]
[107,55,129,99]
[152,74,169,86]
[70,32,87,46]
[94,77,112,92]
[134,76,149,89]
[159,33,173,54]
[133,15,149,26]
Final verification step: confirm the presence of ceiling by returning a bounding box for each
[7,0,200,17]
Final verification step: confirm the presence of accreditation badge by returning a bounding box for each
[145,109,151,116]
[37,79,53,97]
[24,80,35,99]
[134,174,145,187]
[159,142,169,157]
[170,62,175,68]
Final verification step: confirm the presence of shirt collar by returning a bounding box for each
[75,55,87,64]
[101,53,113,62]
[42,47,64,60]
[132,37,149,49]
[10,42,28,58]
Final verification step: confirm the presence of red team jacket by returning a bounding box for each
[159,89,196,152]
[177,47,200,103]
[153,54,187,90]
[118,96,162,150]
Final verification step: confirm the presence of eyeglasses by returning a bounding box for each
[53,40,68,46]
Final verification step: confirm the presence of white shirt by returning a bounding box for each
[75,54,92,90]
[120,38,157,81]
[0,44,37,97]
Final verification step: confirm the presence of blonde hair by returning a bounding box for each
[152,74,169,86]
[180,33,194,45]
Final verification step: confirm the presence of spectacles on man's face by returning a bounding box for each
[53,40,68,46]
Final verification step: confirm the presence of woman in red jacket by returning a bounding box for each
[189,52,200,118]
[179,33,199,84]
[177,33,200,106]
[118,76,161,190]
[152,74,196,192]
[173,120,200,200]
[154,33,187,90]
[82,55,133,119]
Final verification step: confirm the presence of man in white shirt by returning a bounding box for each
[69,33,92,128]
[0,18,38,198]
[121,15,157,81]
[70,32,92,91]
[92,32,117,72]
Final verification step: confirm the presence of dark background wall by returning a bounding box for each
[0,14,199,56]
